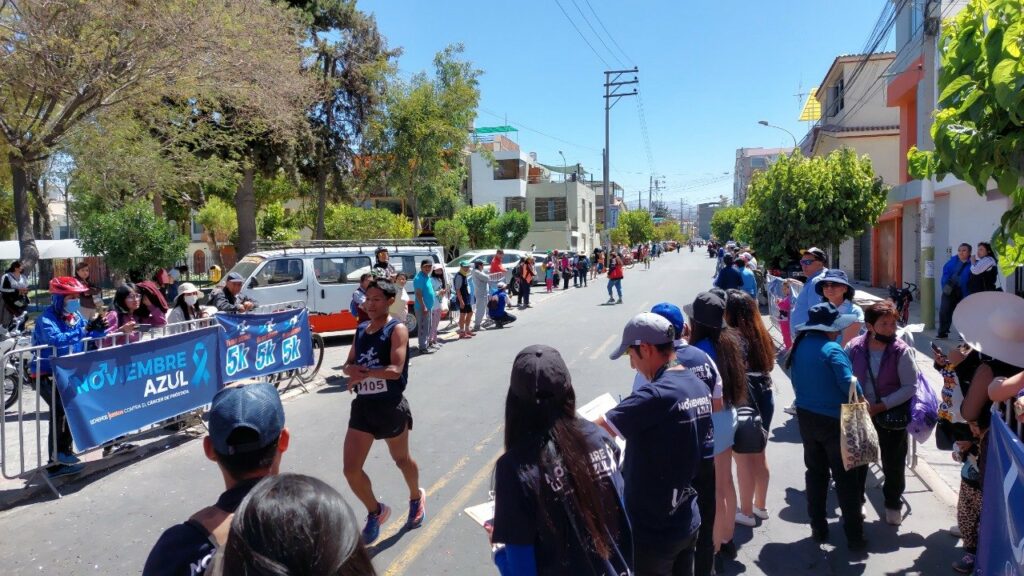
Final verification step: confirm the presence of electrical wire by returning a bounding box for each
[569,0,625,67]
[553,0,610,68]
[583,0,633,65]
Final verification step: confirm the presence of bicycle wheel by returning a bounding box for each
[3,373,19,410]
[297,333,325,384]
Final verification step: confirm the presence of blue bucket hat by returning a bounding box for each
[796,302,859,334]
[814,269,855,301]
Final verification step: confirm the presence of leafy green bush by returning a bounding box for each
[77,200,189,277]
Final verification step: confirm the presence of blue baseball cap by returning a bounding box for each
[650,302,685,336]
[209,382,285,455]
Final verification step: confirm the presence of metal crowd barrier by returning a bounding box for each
[996,399,1024,439]
[250,300,306,315]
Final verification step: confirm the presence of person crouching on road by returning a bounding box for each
[597,313,713,575]
[488,282,517,328]
[845,300,919,527]
[143,381,290,576]
[340,279,425,544]
[785,302,867,552]
[32,277,110,478]
[491,345,633,575]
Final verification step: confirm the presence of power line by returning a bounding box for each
[635,92,655,174]
[553,0,610,68]
[583,0,633,64]
[569,0,624,67]
[477,107,602,153]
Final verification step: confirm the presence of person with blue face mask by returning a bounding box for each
[32,276,109,478]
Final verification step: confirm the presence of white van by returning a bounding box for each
[224,240,444,334]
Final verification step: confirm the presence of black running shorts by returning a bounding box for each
[349,396,413,440]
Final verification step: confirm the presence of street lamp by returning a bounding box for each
[757,120,798,149]
[558,151,571,249]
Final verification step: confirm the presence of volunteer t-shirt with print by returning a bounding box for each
[142,478,261,576]
[633,341,723,400]
[605,367,713,540]
[351,319,408,404]
[492,419,633,575]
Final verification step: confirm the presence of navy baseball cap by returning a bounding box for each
[225,271,245,283]
[651,302,685,336]
[209,382,285,455]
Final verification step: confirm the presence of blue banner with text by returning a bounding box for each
[977,412,1024,575]
[52,326,222,450]
[215,308,313,382]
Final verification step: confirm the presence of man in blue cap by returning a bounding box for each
[143,381,289,576]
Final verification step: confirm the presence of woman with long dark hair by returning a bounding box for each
[491,345,632,575]
[166,282,209,334]
[725,289,776,527]
[967,242,1000,293]
[102,283,140,347]
[214,473,376,576]
[133,280,169,328]
[686,290,748,570]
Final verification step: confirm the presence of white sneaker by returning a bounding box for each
[752,507,769,520]
[735,512,757,527]
[885,507,902,526]
[783,403,797,415]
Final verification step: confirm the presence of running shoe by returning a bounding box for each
[102,443,138,457]
[362,503,391,544]
[616,298,622,304]
[783,403,797,416]
[607,297,615,304]
[753,507,770,520]
[952,553,975,573]
[407,488,426,529]
[418,347,433,355]
[48,463,84,478]
[885,507,902,526]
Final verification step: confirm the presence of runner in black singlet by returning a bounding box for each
[340,279,425,545]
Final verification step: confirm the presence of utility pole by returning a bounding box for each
[603,67,638,243]
[919,1,939,329]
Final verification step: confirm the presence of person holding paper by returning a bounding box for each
[491,345,633,575]
[597,313,713,576]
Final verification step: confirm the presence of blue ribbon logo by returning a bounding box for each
[192,342,210,387]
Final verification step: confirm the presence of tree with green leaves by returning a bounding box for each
[710,206,745,243]
[433,218,468,260]
[616,210,656,247]
[76,201,189,279]
[367,44,481,234]
[907,0,1024,270]
[257,202,302,243]
[322,203,413,240]
[455,204,498,249]
[489,210,532,249]
[288,0,399,240]
[0,0,309,271]
[195,197,238,268]
[738,149,887,268]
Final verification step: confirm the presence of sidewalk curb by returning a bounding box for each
[911,456,959,509]
[0,375,328,511]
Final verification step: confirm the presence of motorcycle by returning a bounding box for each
[2,317,33,410]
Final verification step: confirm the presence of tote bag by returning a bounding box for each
[840,378,880,471]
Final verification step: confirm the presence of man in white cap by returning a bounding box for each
[597,312,713,574]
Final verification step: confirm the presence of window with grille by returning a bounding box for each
[535,198,567,222]
[505,197,526,212]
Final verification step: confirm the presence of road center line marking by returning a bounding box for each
[589,333,617,360]
[372,426,501,544]
[384,450,502,576]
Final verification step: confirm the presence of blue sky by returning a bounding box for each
[360,0,890,211]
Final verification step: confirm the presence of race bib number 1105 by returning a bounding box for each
[356,379,387,395]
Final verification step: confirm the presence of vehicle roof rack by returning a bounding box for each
[251,238,440,256]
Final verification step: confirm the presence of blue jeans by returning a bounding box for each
[607,278,622,299]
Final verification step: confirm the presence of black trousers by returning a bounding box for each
[938,292,961,336]
[562,273,570,290]
[872,424,909,510]
[693,457,716,576]
[797,409,866,542]
[634,530,697,576]
[37,375,74,461]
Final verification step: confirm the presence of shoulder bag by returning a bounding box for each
[733,377,768,454]
[942,261,968,296]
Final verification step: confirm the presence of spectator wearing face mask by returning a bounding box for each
[167,282,210,334]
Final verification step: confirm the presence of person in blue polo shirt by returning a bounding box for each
[599,313,713,575]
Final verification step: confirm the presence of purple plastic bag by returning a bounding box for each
[908,370,940,444]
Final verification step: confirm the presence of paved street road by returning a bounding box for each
[0,252,963,575]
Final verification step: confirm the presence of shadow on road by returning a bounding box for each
[769,417,802,444]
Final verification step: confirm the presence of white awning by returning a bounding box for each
[0,239,89,260]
